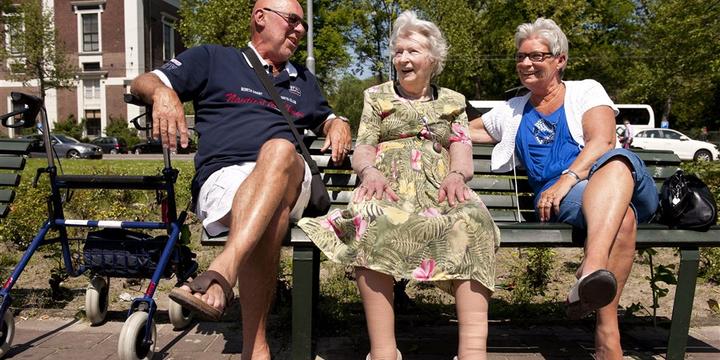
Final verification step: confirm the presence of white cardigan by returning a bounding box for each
[482,79,619,173]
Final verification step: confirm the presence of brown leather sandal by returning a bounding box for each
[168,270,234,321]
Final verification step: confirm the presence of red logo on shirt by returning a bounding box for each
[224,92,305,118]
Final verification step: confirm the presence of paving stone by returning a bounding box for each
[155,332,218,353]
[36,331,110,349]
[4,345,56,359]
[95,333,120,352]
[45,348,113,360]
[9,329,56,348]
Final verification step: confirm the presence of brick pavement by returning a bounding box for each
[2,316,719,359]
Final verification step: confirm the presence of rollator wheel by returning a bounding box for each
[0,311,15,358]
[85,276,109,325]
[118,311,156,360]
[168,297,193,330]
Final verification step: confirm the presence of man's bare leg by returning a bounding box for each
[237,204,292,360]
[180,139,305,312]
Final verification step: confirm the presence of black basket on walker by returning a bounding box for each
[83,228,195,278]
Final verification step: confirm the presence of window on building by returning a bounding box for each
[82,13,99,52]
[4,11,23,55]
[85,110,101,136]
[162,17,175,61]
[84,79,100,100]
[83,62,100,71]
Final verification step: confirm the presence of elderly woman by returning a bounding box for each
[299,10,499,360]
[469,18,658,359]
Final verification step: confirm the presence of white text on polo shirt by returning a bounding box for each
[241,87,263,96]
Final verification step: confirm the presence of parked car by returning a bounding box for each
[131,137,196,154]
[90,136,128,154]
[23,133,103,159]
[631,128,719,161]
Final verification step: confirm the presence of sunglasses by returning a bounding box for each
[515,51,555,63]
[262,7,308,31]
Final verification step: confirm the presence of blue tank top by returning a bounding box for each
[515,102,582,198]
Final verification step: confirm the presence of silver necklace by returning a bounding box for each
[399,85,442,153]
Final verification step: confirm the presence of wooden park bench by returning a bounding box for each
[203,140,720,360]
[0,139,32,218]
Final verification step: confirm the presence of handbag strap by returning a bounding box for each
[241,47,320,175]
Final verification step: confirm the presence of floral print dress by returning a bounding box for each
[298,81,500,292]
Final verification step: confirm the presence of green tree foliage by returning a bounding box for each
[342,0,401,83]
[177,0,254,48]
[0,0,76,102]
[176,0,351,88]
[53,115,85,141]
[296,0,353,88]
[424,0,636,100]
[328,76,381,134]
[105,116,140,148]
[621,0,720,130]
[410,0,485,97]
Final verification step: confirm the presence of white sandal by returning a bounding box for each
[365,349,402,360]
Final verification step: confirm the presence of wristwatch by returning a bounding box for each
[333,115,350,123]
[561,168,581,182]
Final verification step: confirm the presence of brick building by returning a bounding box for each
[0,0,185,138]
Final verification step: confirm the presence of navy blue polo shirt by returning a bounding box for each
[156,45,332,195]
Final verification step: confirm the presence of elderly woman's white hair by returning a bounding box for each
[515,17,569,75]
[390,10,448,78]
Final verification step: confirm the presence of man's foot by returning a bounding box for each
[169,270,234,321]
[566,269,617,320]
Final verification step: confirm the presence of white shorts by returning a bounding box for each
[196,159,312,237]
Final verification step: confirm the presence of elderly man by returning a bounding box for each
[130,0,351,358]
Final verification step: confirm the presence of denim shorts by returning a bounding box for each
[547,149,659,229]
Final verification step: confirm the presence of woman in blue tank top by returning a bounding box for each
[469,17,659,360]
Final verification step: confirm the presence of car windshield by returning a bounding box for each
[54,134,80,144]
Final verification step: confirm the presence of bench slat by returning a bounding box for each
[0,139,32,155]
[0,156,25,171]
[495,223,720,247]
[0,173,20,187]
[0,189,14,203]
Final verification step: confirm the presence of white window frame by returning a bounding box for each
[3,10,23,56]
[83,78,101,100]
[161,14,176,61]
[73,2,105,54]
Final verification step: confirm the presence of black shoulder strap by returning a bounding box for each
[240,47,320,175]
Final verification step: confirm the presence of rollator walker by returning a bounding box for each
[0,92,198,360]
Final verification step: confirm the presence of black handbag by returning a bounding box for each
[242,48,331,217]
[656,170,717,231]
